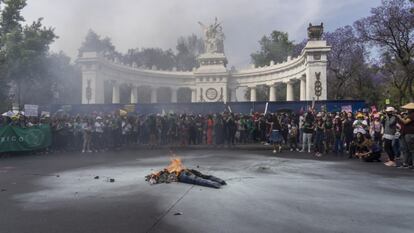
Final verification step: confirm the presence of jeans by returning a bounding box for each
[178,170,226,189]
[302,133,313,152]
[334,136,343,154]
[384,138,395,161]
[402,134,414,166]
[392,138,401,158]
[315,131,324,153]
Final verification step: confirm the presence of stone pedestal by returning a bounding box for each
[194,53,229,103]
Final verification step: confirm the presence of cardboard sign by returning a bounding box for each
[24,104,38,117]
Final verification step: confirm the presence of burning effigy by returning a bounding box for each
[145,156,226,189]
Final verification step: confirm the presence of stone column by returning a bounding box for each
[191,88,197,103]
[112,82,120,104]
[230,88,237,102]
[171,87,178,103]
[286,81,294,101]
[130,85,138,104]
[269,85,276,102]
[150,87,157,103]
[250,86,257,102]
[300,76,306,101]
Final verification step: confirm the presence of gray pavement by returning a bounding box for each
[0,149,413,233]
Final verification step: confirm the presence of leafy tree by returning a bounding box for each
[251,31,294,67]
[248,31,304,101]
[44,52,81,104]
[325,26,368,100]
[175,34,204,71]
[123,47,176,70]
[0,0,57,108]
[354,0,414,102]
[79,29,120,60]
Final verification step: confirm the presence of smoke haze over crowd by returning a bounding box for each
[22,0,381,67]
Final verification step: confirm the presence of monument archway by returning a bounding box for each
[78,22,330,104]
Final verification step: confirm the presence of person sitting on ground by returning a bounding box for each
[354,132,381,162]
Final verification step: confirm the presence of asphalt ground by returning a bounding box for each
[0,147,413,233]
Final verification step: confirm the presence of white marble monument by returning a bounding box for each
[77,21,330,104]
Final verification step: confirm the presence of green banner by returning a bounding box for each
[0,125,52,153]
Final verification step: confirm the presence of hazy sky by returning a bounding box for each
[22,0,382,68]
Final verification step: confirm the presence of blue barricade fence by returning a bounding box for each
[50,100,366,115]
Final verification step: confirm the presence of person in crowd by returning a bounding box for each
[82,118,93,153]
[370,113,383,145]
[333,115,343,155]
[268,114,283,154]
[288,119,299,152]
[343,112,354,154]
[73,116,83,151]
[94,116,105,152]
[301,110,314,153]
[298,113,305,145]
[314,113,325,157]
[353,112,368,136]
[383,107,397,167]
[206,115,214,145]
[324,114,334,153]
[354,132,381,162]
[397,103,414,169]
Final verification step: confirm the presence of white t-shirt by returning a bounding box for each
[353,119,368,134]
[94,122,104,133]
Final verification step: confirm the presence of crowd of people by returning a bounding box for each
[1,102,413,168]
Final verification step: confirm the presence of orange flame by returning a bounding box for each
[166,156,186,175]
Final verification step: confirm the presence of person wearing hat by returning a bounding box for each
[397,103,414,168]
[352,112,368,135]
[383,106,398,166]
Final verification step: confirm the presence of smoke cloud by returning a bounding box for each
[22,0,381,68]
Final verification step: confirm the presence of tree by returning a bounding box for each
[354,0,414,102]
[175,34,204,71]
[44,52,81,104]
[0,0,57,108]
[251,31,295,67]
[123,47,176,70]
[325,26,367,99]
[248,31,304,101]
[79,29,120,60]
[379,52,409,105]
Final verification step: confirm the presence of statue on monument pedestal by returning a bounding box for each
[198,17,225,54]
